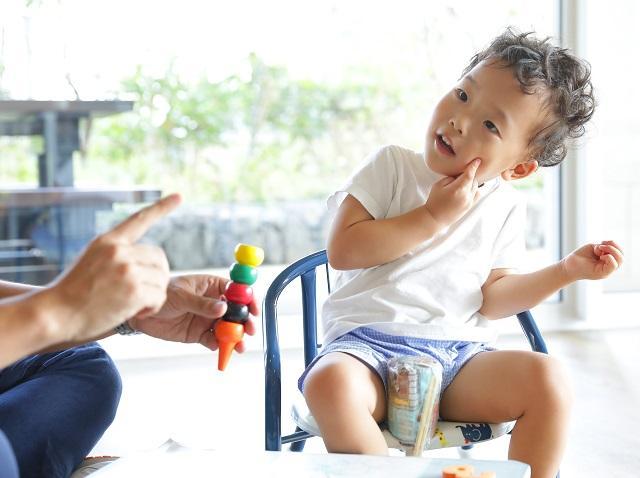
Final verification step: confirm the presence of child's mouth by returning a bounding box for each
[436,134,455,156]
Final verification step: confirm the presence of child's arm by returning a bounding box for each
[479,240,623,318]
[329,159,481,270]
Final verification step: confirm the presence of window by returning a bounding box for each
[579,0,640,323]
[1,1,573,347]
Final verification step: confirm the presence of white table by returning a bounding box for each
[91,441,531,478]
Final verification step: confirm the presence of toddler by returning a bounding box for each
[299,29,623,478]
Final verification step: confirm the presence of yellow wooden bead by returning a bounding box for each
[234,243,265,267]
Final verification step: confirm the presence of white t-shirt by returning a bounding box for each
[321,145,526,344]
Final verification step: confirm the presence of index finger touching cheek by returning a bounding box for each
[467,158,481,175]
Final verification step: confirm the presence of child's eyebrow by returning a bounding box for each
[465,74,478,86]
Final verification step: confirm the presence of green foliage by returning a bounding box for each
[0,137,41,185]
[82,54,402,203]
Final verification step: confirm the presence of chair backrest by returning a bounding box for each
[263,249,549,451]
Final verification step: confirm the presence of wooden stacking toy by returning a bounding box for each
[215,243,264,371]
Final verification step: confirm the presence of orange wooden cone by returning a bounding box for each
[442,465,474,478]
[215,320,244,371]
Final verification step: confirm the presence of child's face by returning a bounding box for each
[425,60,546,183]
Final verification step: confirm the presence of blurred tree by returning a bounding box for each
[83,54,402,203]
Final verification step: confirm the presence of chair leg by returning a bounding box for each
[289,427,307,452]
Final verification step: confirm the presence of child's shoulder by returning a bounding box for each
[367,144,424,170]
[374,144,421,161]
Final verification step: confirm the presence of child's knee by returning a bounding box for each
[527,355,573,411]
[304,354,378,410]
[303,358,353,407]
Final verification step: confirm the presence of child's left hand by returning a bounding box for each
[561,240,624,281]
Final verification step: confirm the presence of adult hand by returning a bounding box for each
[129,274,258,352]
[425,158,481,227]
[42,194,181,344]
[561,240,624,281]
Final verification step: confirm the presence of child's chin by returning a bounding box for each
[426,156,460,177]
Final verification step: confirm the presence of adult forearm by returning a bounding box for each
[480,262,573,319]
[328,206,442,270]
[34,329,116,355]
[0,288,118,366]
[0,291,59,368]
[0,280,41,299]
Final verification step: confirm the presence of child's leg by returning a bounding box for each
[303,352,388,454]
[439,350,572,478]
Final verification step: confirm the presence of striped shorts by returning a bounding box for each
[298,326,494,397]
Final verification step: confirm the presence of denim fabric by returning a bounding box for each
[0,428,18,478]
[0,343,122,478]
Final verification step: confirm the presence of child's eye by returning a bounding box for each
[455,88,468,102]
[484,120,499,134]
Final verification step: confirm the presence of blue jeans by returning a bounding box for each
[0,343,122,478]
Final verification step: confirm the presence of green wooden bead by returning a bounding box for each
[229,262,258,285]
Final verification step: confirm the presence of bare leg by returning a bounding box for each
[439,350,572,478]
[303,352,388,454]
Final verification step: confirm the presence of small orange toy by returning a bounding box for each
[214,320,245,371]
[441,465,496,478]
[442,465,474,478]
[214,243,264,371]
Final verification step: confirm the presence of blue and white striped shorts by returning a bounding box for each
[298,327,494,397]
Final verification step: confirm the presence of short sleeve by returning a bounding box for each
[326,146,397,219]
[491,200,526,270]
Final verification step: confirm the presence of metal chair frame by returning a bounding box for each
[264,250,555,476]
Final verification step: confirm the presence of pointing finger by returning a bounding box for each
[454,158,481,187]
[105,194,181,243]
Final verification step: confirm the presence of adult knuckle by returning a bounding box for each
[117,261,133,278]
[104,242,121,260]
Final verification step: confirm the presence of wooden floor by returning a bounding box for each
[95,327,640,477]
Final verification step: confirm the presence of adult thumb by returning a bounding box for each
[177,291,228,318]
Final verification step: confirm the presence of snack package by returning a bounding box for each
[387,355,443,455]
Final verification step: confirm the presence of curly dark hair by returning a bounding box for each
[461,28,595,167]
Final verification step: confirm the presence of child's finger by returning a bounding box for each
[600,244,624,266]
[436,176,456,187]
[453,158,481,188]
[602,240,624,256]
[596,244,624,267]
[601,254,619,272]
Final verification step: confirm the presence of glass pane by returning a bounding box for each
[584,1,640,292]
[0,0,558,278]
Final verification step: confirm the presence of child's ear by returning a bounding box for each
[501,159,538,181]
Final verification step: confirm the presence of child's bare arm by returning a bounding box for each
[329,159,481,270]
[327,195,441,269]
[480,240,624,318]
[479,264,571,318]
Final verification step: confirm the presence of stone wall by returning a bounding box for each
[139,200,332,270]
[105,194,543,271]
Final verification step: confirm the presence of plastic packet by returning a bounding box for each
[387,355,443,455]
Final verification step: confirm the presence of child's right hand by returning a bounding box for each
[425,159,481,227]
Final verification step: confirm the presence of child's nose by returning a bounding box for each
[449,118,464,135]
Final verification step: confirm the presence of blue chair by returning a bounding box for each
[263,250,555,471]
